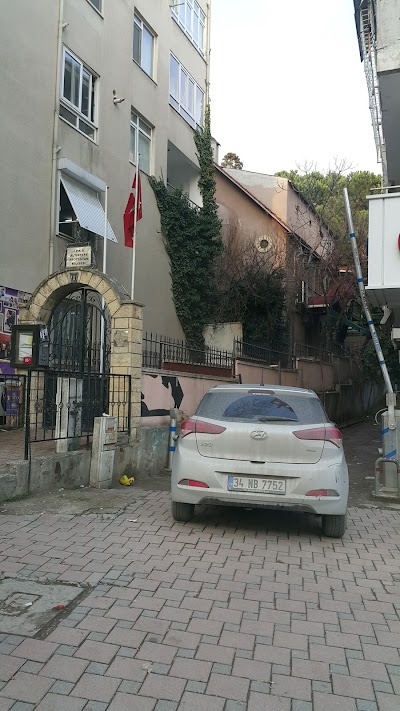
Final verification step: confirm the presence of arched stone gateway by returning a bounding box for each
[18,268,142,441]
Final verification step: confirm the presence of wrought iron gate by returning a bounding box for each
[48,288,111,373]
[43,287,111,431]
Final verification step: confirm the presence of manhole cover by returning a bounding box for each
[1,592,40,616]
[0,579,83,637]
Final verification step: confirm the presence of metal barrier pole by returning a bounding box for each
[24,370,31,461]
[167,408,177,471]
[127,375,132,435]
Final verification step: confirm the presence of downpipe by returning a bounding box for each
[49,0,64,274]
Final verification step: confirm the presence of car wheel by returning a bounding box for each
[322,513,347,538]
[171,501,195,522]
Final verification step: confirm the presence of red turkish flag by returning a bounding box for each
[123,173,143,248]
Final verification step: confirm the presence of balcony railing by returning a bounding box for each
[142,333,232,371]
[166,182,201,211]
[233,339,295,370]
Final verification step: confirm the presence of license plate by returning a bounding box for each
[227,476,286,494]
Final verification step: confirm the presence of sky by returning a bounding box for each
[210,0,381,177]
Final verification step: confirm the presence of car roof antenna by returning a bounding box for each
[260,369,264,387]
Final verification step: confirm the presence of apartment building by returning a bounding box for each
[0,0,210,347]
[353,1,400,345]
[353,0,400,186]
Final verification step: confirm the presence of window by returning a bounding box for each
[60,48,97,139]
[197,391,328,425]
[171,0,206,54]
[130,111,152,174]
[59,172,117,243]
[133,13,154,77]
[169,54,204,129]
[87,0,102,12]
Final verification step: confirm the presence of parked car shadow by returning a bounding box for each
[194,503,323,537]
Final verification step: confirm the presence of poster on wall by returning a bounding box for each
[0,285,31,376]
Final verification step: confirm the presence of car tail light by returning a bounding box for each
[178,479,209,488]
[179,418,226,438]
[305,489,339,497]
[293,426,343,448]
[179,419,196,437]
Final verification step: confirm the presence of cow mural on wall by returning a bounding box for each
[141,375,184,418]
[140,372,232,426]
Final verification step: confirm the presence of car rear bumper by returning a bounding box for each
[171,450,348,515]
[192,497,322,514]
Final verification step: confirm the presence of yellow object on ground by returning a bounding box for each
[119,475,135,486]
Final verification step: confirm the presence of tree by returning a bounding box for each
[275,165,381,268]
[361,310,400,385]
[221,152,243,170]
[214,222,288,353]
[274,165,382,350]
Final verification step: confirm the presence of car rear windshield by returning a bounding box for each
[196,390,328,425]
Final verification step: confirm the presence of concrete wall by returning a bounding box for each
[234,361,300,388]
[0,436,168,502]
[114,426,171,480]
[141,369,236,426]
[0,450,91,503]
[204,322,242,351]
[376,0,400,74]
[333,355,359,385]
[322,381,385,425]
[297,359,334,392]
[0,1,58,293]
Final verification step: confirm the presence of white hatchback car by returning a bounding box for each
[171,385,349,537]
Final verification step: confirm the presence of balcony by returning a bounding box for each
[167,141,202,207]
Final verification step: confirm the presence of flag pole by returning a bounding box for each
[130,153,140,300]
[100,185,108,374]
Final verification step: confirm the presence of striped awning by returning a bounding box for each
[60,175,117,242]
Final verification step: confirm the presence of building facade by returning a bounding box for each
[214,166,336,351]
[353,0,400,186]
[0,0,211,372]
[353,1,400,347]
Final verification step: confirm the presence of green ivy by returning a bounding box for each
[149,106,222,350]
[242,271,289,352]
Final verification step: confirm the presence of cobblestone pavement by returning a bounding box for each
[1,490,400,710]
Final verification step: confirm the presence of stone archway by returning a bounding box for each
[18,268,142,440]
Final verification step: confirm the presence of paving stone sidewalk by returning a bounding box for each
[1,493,400,710]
